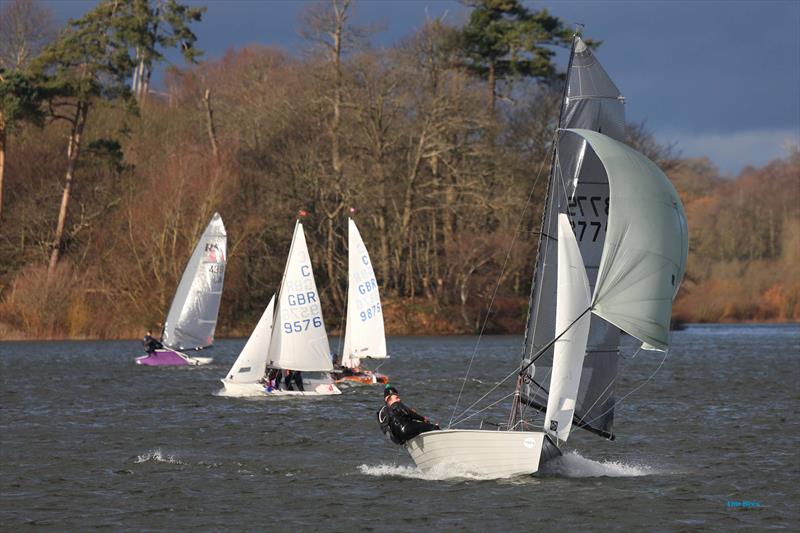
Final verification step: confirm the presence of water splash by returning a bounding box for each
[135,449,184,465]
[541,451,658,478]
[359,451,660,481]
[358,463,513,481]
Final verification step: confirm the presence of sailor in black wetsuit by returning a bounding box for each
[278,369,304,391]
[378,385,439,444]
[142,330,163,355]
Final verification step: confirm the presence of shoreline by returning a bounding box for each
[2,320,797,342]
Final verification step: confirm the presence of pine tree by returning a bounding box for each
[458,0,573,112]
[30,0,203,278]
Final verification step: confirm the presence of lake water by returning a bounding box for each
[1,325,798,530]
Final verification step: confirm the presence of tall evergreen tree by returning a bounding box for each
[30,0,203,278]
[458,0,573,112]
[122,0,205,104]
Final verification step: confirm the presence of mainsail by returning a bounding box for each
[162,212,227,351]
[268,221,333,372]
[521,36,626,438]
[341,218,387,368]
[224,295,275,384]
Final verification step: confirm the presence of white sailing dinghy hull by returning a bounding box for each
[218,380,341,397]
[405,429,550,478]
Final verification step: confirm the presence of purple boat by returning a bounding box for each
[136,348,214,366]
[136,213,227,367]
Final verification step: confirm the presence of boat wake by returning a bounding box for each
[358,463,513,481]
[540,451,658,478]
[359,451,660,481]
[134,449,184,465]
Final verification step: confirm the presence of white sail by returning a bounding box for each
[223,295,275,384]
[342,218,387,368]
[268,221,333,372]
[543,214,592,442]
[162,212,227,350]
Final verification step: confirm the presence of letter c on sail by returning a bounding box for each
[300,265,310,277]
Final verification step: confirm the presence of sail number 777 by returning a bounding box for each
[567,195,609,242]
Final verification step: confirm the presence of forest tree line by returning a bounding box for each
[0,0,798,340]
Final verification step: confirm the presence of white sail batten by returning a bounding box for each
[563,128,689,351]
[268,221,333,372]
[224,295,275,384]
[342,218,387,368]
[544,215,592,442]
[162,212,227,350]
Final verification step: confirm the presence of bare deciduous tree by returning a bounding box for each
[0,0,55,71]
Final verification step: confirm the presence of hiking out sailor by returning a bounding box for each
[377,385,439,445]
[142,330,163,355]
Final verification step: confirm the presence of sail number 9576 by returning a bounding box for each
[283,316,323,333]
[567,195,609,242]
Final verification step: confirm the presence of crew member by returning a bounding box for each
[280,369,304,392]
[378,384,439,444]
[142,330,163,354]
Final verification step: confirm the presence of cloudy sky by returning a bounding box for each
[46,0,800,176]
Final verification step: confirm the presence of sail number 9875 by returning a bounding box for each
[283,317,323,333]
[360,303,382,322]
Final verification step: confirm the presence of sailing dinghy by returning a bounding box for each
[334,218,389,386]
[256,220,341,396]
[137,212,227,366]
[403,36,688,478]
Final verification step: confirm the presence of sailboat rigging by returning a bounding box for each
[400,35,688,477]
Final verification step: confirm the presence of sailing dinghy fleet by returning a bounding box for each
[137,213,387,396]
[134,33,687,479]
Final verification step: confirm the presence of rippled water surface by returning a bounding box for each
[1,325,798,530]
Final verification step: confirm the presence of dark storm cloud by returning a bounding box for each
[44,0,800,174]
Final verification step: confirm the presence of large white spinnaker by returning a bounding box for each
[162,212,227,350]
[268,221,333,372]
[341,218,387,368]
[563,129,689,351]
[544,214,592,443]
[223,295,275,384]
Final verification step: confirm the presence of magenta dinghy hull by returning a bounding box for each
[135,349,213,366]
[136,349,188,366]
